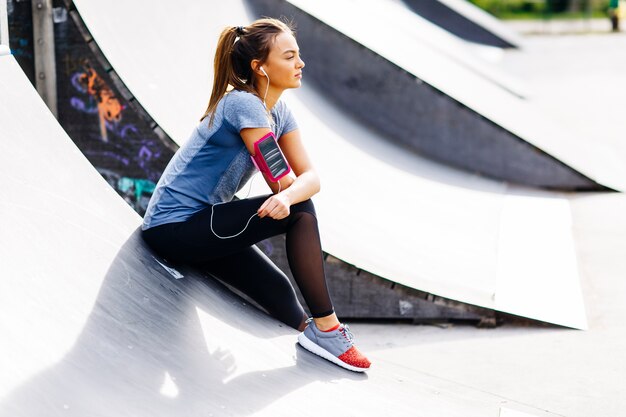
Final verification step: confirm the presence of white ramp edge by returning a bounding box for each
[70,0,587,329]
[286,0,626,192]
[0,53,567,417]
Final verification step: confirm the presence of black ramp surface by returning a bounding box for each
[402,0,521,48]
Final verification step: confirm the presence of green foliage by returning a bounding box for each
[468,0,545,15]
[467,0,610,18]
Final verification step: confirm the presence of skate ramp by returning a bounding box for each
[358,0,529,98]
[69,0,587,329]
[402,0,524,48]
[248,0,626,191]
[0,52,565,417]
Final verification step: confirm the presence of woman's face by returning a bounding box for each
[260,31,305,90]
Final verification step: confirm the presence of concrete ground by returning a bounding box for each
[352,31,626,417]
[506,17,617,35]
[354,191,626,416]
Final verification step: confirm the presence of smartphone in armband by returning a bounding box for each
[250,132,291,182]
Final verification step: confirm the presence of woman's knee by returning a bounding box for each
[290,198,316,219]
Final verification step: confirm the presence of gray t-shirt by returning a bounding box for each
[142,90,298,230]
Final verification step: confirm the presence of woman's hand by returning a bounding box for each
[257,192,292,220]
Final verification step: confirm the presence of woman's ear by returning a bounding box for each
[250,59,264,76]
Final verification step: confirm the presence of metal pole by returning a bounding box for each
[31,0,58,117]
[0,0,9,47]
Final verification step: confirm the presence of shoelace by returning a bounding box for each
[305,317,355,343]
[339,324,354,344]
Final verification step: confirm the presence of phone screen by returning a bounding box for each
[258,136,288,178]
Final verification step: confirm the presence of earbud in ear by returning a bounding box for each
[260,66,268,77]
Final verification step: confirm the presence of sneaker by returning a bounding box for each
[297,317,371,372]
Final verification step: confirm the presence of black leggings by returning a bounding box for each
[141,194,334,330]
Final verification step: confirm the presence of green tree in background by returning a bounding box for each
[467,0,610,18]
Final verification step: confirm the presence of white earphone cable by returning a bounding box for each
[210,172,282,239]
[261,67,270,107]
[210,68,282,240]
[260,67,275,130]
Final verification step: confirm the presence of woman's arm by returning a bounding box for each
[240,127,320,219]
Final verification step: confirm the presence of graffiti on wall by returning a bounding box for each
[72,60,124,143]
[54,17,176,216]
[8,2,176,216]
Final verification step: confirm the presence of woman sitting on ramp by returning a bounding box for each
[141,18,371,372]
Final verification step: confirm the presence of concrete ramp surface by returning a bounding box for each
[68,0,587,329]
[250,0,626,191]
[0,53,566,417]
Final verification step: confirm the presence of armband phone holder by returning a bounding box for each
[250,132,291,182]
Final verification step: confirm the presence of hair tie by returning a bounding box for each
[235,26,245,36]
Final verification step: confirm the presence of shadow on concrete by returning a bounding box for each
[0,228,365,417]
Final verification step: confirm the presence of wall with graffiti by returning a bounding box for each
[8,0,175,216]
[55,7,175,215]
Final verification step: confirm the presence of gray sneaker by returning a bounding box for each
[297,317,371,372]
